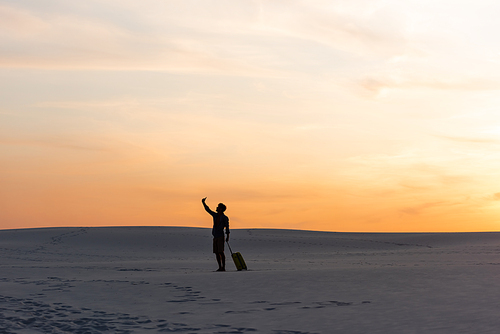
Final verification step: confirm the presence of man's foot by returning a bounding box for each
[216,268,226,272]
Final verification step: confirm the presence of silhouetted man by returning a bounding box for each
[202,197,230,271]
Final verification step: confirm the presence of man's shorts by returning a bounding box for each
[213,236,225,254]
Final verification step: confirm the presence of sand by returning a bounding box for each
[0,226,499,333]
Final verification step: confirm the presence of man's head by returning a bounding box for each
[216,203,227,213]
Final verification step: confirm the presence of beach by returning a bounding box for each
[0,227,499,333]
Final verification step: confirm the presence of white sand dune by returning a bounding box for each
[0,227,499,333]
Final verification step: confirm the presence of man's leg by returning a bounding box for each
[214,237,222,270]
[215,253,222,270]
[216,253,225,271]
[220,252,226,270]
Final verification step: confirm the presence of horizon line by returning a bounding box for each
[1,225,498,234]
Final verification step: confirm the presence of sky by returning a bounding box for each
[1,0,500,232]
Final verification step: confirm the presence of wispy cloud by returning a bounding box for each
[0,4,48,37]
[3,0,500,96]
[0,135,111,152]
[0,2,281,76]
[260,1,408,57]
[359,74,500,97]
[434,135,500,144]
[400,201,448,216]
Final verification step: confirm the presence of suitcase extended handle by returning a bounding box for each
[226,241,234,255]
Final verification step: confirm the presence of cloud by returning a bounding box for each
[434,135,500,144]
[0,4,49,38]
[0,0,424,77]
[400,201,448,216]
[344,148,479,202]
[0,136,110,152]
[4,0,499,95]
[360,74,500,96]
[271,1,407,57]
[0,132,166,166]
[0,3,282,76]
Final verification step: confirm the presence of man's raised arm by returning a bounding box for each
[202,197,214,215]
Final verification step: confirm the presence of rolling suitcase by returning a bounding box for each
[227,242,247,271]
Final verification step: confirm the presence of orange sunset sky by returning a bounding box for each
[1,0,500,232]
